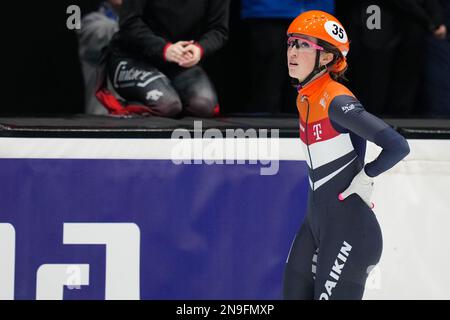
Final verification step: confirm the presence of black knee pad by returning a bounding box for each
[185,96,216,118]
[159,98,183,117]
[107,54,183,117]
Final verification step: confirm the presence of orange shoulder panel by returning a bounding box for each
[296,77,356,123]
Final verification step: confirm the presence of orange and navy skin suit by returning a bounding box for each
[283,72,410,300]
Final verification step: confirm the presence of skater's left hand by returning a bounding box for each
[339,168,375,209]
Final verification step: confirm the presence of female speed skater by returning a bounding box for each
[283,10,410,300]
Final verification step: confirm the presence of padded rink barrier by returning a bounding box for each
[0,116,449,300]
[363,139,450,299]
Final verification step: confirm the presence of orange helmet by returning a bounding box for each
[288,10,349,57]
[288,10,349,73]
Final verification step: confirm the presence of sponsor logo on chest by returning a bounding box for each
[312,123,323,141]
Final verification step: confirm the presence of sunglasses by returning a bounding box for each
[287,36,324,51]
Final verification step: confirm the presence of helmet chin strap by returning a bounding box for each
[297,50,328,90]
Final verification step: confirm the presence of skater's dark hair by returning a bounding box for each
[317,39,348,81]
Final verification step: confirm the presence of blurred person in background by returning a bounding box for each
[343,0,445,118]
[78,0,122,115]
[423,0,450,118]
[96,0,230,118]
[241,0,335,114]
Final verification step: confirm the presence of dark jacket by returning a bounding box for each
[391,0,444,31]
[111,0,230,63]
[347,0,444,51]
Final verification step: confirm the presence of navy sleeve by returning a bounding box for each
[329,95,410,177]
